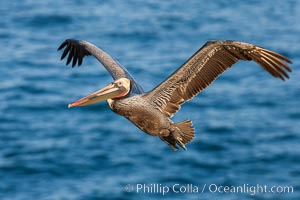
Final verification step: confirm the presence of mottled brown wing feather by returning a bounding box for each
[143,40,292,118]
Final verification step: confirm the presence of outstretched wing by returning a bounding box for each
[143,40,292,117]
[58,39,144,94]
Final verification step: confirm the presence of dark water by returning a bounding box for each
[1,1,299,199]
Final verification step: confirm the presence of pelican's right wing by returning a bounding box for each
[143,40,292,118]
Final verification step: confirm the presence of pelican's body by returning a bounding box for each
[58,39,292,150]
[108,96,171,135]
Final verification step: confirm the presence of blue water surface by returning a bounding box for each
[0,1,299,200]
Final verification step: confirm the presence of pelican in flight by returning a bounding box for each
[58,39,292,151]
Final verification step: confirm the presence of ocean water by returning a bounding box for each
[0,1,299,199]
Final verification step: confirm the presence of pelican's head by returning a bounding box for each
[68,77,131,108]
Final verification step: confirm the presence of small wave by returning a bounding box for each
[205,126,234,134]
[106,30,158,42]
[16,14,73,28]
[288,112,300,119]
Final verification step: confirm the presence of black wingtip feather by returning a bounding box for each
[66,47,73,66]
[72,48,78,67]
[60,43,71,60]
[78,52,83,66]
[57,41,67,51]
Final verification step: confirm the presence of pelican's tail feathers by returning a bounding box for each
[175,120,195,144]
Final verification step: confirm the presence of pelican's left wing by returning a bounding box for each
[143,40,292,117]
[58,39,144,94]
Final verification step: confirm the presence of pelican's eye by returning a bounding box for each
[117,82,123,87]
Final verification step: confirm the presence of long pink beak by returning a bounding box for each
[68,83,124,108]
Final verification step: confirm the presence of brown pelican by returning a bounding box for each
[58,39,292,151]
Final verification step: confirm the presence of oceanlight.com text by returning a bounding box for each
[124,183,294,196]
